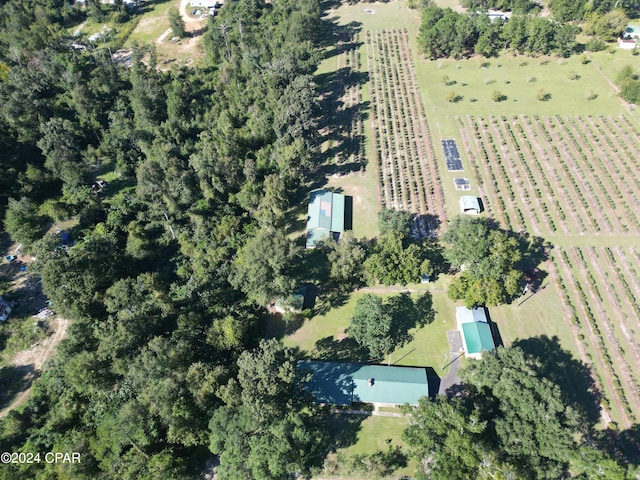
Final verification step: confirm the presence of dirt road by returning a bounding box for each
[0,317,70,418]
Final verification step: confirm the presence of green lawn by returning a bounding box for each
[334,415,418,477]
[125,0,177,46]
[285,282,454,377]
[487,262,579,359]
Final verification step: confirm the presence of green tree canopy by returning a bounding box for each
[442,216,524,307]
[229,226,301,305]
[326,231,367,287]
[378,208,413,237]
[403,343,627,479]
[348,292,434,361]
[364,231,435,286]
[3,197,47,247]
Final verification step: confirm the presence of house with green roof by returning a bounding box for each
[297,361,429,406]
[306,190,346,248]
[456,306,495,359]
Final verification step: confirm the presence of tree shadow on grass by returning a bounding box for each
[312,288,350,318]
[306,408,369,472]
[612,424,640,465]
[386,291,435,348]
[0,364,40,411]
[313,335,370,363]
[513,335,602,429]
[261,312,307,340]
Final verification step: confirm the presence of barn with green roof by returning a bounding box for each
[456,306,496,359]
[306,190,346,248]
[297,361,429,406]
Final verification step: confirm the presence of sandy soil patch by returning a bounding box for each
[0,317,70,418]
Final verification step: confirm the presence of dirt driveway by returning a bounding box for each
[0,317,70,418]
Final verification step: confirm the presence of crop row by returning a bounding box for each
[552,247,640,427]
[365,29,445,235]
[456,115,640,236]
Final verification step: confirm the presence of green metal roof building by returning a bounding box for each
[456,306,495,358]
[306,190,345,248]
[297,361,429,406]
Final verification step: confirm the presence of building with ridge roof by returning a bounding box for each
[297,361,429,407]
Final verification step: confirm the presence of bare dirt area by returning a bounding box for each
[127,0,207,68]
[0,317,70,419]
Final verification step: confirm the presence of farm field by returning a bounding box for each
[459,113,640,427]
[305,1,640,475]
[315,0,640,431]
[366,29,446,235]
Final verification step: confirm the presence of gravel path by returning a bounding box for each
[438,330,463,396]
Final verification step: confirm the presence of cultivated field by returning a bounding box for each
[366,29,445,235]
[459,113,640,427]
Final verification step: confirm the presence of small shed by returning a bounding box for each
[0,297,12,322]
[306,190,347,248]
[456,306,495,359]
[274,286,307,313]
[191,0,218,7]
[459,196,481,215]
[297,361,429,406]
[486,9,511,22]
[619,38,637,50]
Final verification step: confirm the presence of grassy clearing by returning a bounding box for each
[334,415,417,477]
[487,262,579,358]
[326,1,421,33]
[125,1,176,46]
[284,279,455,375]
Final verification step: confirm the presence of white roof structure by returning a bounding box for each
[0,297,12,322]
[459,196,481,214]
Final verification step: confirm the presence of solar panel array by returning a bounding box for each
[442,139,463,171]
[454,178,471,191]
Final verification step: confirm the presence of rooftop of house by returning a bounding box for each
[298,361,429,406]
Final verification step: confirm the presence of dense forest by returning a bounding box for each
[1,0,640,478]
[417,2,631,59]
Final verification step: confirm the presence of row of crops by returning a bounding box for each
[365,29,445,235]
[457,115,640,237]
[457,113,640,427]
[331,33,366,167]
[551,245,640,427]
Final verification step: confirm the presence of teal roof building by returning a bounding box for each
[456,306,495,358]
[306,190,346,248]
[297,361,429,406]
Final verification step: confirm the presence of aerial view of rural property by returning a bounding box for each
[1,0,640,478]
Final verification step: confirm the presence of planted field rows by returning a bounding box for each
[551,246,640,427]
[332,33,366,166]
[365,29,445,235]
[457,115,640,236]
[458,114,640,426]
